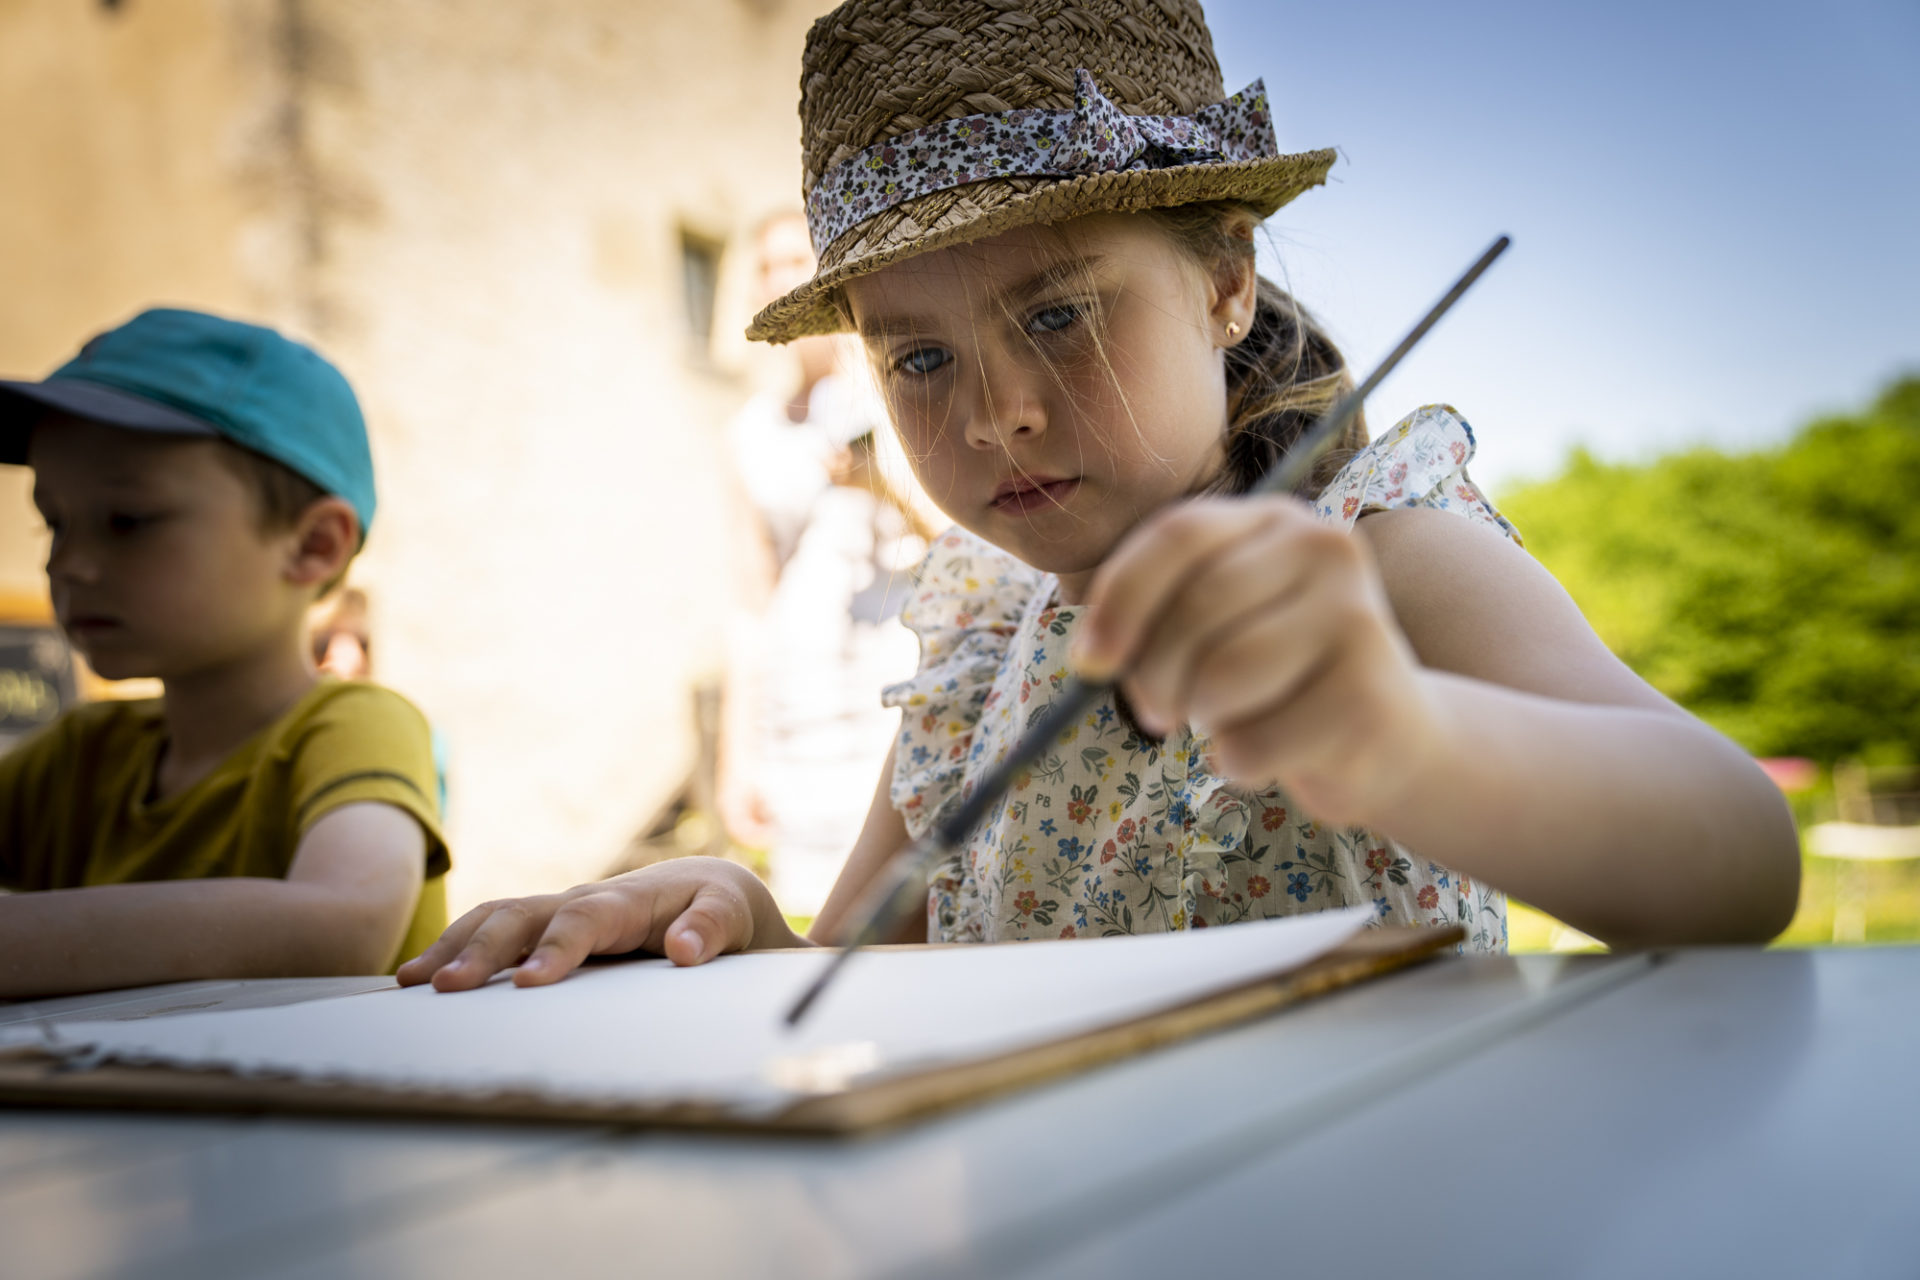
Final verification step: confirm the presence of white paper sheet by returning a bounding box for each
[31,907,1370,1116]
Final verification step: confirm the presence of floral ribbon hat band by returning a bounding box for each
[805,70,1280,253]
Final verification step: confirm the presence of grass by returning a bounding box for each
[1509,852,1920,953]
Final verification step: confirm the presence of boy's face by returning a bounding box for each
[27,414,310,682]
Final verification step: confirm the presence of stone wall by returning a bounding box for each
[0,0,287,612]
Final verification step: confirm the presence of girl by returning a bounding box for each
[401,0,1799,992]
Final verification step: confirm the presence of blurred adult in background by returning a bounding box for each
[718,211,935,916]
[311,587,372,681]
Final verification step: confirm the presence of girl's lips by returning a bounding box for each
[991,477,1079,515]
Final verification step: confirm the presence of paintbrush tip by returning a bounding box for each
[783,945,852,1029]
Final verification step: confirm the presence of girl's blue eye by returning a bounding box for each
[896,347,952,376]
[1028,303,1082,335]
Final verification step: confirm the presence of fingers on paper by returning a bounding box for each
[664,884,755,967]
[515,889,663,987]
[431,897,557,991]
[396,899,507,988]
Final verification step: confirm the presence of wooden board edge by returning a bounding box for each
[775,923,1463,1133]
[0,925,1464,1135]
[0,1057,753,1130]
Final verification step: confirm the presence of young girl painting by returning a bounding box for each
[401,0,1799,991]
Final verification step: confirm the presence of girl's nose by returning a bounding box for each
[963,344,1050,451]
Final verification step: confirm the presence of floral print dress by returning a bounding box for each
[882,405,1521,950]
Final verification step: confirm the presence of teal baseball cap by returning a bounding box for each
[0,308,376,539]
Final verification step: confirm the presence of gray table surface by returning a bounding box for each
[1,946,1914,1280]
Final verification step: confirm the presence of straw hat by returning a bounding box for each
[747,0,1336,344]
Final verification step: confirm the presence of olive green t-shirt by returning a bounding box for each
[0,679,451,970]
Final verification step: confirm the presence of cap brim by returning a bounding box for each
[0,377,220,464]
[748,148,1339,345]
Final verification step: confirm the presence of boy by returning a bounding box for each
[0,308,449,998]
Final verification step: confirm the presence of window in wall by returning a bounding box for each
[679,227,724,357]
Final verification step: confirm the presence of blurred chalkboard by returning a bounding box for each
[0,625,75,753]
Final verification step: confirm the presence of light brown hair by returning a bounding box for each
[1143,200,1366,497]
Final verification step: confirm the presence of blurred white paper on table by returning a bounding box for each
[28,907,1371,1117]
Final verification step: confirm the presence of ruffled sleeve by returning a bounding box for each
[881,528,1047,841]
[1312,404,1521,544]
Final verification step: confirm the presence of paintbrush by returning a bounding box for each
[783,234,1511,1028]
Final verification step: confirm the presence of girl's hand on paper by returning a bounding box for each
[396,857,806,992]
[1072,495,1443,828]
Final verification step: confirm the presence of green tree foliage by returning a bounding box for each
[1496,378,1920,763]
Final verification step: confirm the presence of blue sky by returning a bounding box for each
[1206,0,1919,490]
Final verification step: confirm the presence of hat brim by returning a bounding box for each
[747,148,1338,345]
[0,377,220,465]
